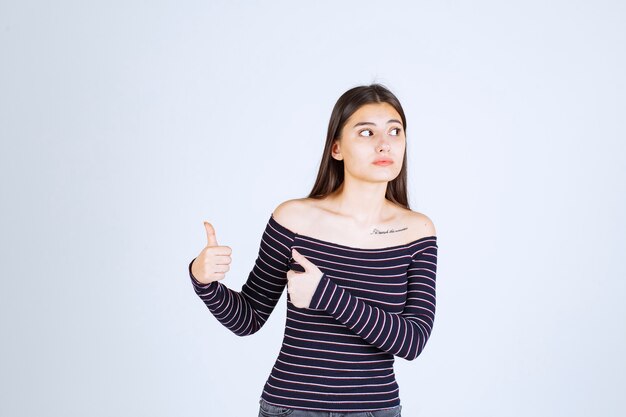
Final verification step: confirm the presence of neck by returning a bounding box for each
[327,177,391,225]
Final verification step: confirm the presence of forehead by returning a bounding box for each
[347,102,402,125]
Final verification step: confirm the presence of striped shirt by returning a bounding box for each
[189,213,438,412]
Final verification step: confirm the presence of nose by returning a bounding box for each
[377,140,391,152]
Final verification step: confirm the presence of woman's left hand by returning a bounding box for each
[287,248,324,308]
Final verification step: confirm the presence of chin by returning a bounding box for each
[369,173,401,183]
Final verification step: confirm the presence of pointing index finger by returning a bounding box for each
[291,248,312,269]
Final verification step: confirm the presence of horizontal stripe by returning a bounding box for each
[190,213,438,412]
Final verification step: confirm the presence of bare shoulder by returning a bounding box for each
[271,198,319,232]
[401,209,437,240]
[273,199,436,244]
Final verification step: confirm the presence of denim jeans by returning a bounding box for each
[258,398,402,417]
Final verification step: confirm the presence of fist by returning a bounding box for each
[287,248,324,308]
[191,221,232,284]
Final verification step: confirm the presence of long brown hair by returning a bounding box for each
[307,84,410,209]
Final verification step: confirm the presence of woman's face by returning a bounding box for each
[332,102,406,184]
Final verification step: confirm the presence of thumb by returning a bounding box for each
[204,221,219,247]
[291,248,315,271]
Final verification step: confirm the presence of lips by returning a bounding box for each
[373,159,393,166]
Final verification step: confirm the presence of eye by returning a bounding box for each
[359,129,374,137]
[389,127,402,136]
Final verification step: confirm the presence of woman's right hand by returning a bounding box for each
[190,222,232,284]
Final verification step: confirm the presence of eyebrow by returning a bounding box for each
[353,119,403,128]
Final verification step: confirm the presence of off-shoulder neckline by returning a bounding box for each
[269,213,436,252]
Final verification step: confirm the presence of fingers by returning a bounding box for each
[286,269,298,285]
[203,221,232,255]
[204,221,219,247]
[211,263,230,273]
[210,254,232,265]
[291,248,313,271]
[199,256,231,281]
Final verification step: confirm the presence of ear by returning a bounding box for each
[331,140,343,161]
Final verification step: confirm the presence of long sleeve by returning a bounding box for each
[189,218,294,336]
[308,237,438,360]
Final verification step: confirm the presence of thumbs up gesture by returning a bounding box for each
[287,248,324,308]
[191,221,232,284]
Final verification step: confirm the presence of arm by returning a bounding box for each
[308,238,438,360]
[189,218,293,336]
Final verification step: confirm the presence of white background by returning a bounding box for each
[1,1,625,416]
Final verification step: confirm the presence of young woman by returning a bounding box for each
[189,84,438,417]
